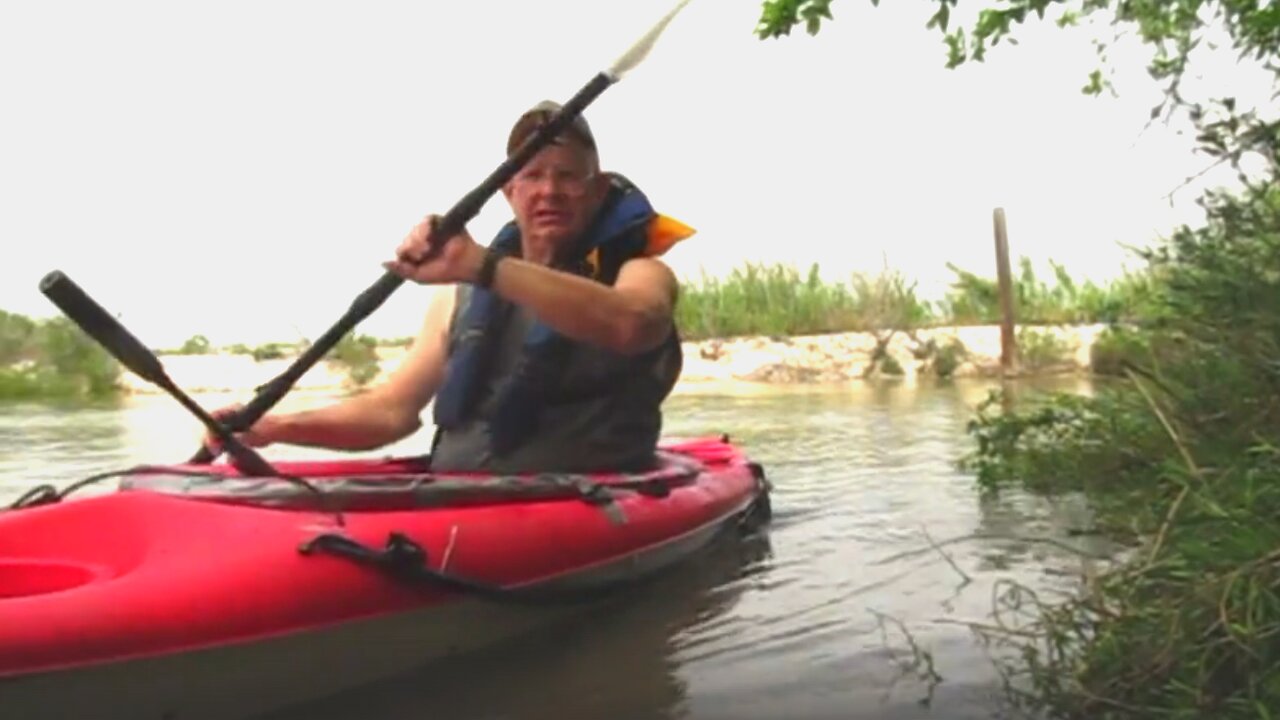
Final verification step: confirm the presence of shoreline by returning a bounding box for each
[115,323,1108,397]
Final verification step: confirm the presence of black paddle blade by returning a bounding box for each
[39,270,169,387]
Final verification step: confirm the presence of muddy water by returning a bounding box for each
[0,379,1112,719]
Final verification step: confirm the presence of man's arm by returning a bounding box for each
[484,255,679,355]
[251,287,455,451]
[379,214,680,356]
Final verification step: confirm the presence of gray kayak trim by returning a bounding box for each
[115,450,708,514]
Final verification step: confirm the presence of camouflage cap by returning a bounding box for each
[506,100,598,156]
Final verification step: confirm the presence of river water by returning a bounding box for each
[0,379,1116,719]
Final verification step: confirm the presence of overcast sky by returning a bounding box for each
[2,0,1268,347]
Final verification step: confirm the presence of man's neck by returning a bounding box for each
[521,237,558,266]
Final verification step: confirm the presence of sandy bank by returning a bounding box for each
[121,324,1108,397]
[680,323,1108,384]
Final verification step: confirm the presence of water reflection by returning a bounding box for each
[261,529,775,720]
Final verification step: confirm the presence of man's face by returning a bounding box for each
[502,141,608,252]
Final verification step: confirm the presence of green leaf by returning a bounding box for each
[1081,68,1104,95]
[928,3,951,32]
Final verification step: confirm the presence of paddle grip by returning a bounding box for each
[38,270,168,384]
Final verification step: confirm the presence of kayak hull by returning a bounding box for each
[3,518,737,720]
[0,436,769,720]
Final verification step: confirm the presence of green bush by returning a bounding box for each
[1089,325,1153,376]
[250,343,289,361]
[931,338,967,378]
[327,333,381,390]
[958,179,1280,718]
[0,314,121,400]
[176,334,212,355]
[1016,327,1076,371]
[0,311,38,366]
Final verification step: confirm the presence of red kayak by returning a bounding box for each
[0,435,770,720]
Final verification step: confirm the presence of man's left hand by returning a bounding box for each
[383,214,485,285]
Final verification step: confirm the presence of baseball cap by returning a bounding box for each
[506,100,598,156]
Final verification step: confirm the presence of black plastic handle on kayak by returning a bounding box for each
[187,71,616,464]
[39,270,279,477]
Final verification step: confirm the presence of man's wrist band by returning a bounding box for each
[476,249,502,289]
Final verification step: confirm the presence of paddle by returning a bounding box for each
[38,270,279,477]
[188,0,695,464]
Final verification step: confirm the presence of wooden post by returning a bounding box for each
[993,207,1018,373]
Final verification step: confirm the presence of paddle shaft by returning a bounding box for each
[187,71,616,463]
[38,271,278,477]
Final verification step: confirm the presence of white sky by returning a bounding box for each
[1,0,1271,348]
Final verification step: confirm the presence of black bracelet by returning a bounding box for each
[476,249,502,289]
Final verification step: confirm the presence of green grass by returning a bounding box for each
[675,262,868,340]
[939,257,1155,326]
[675,259,1151,341]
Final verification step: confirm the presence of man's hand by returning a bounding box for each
[200,403,280,457]
[383,214,485,286]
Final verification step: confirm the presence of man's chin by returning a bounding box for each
[527,226,577,246]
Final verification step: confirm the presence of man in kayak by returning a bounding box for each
[207,102,692,473]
